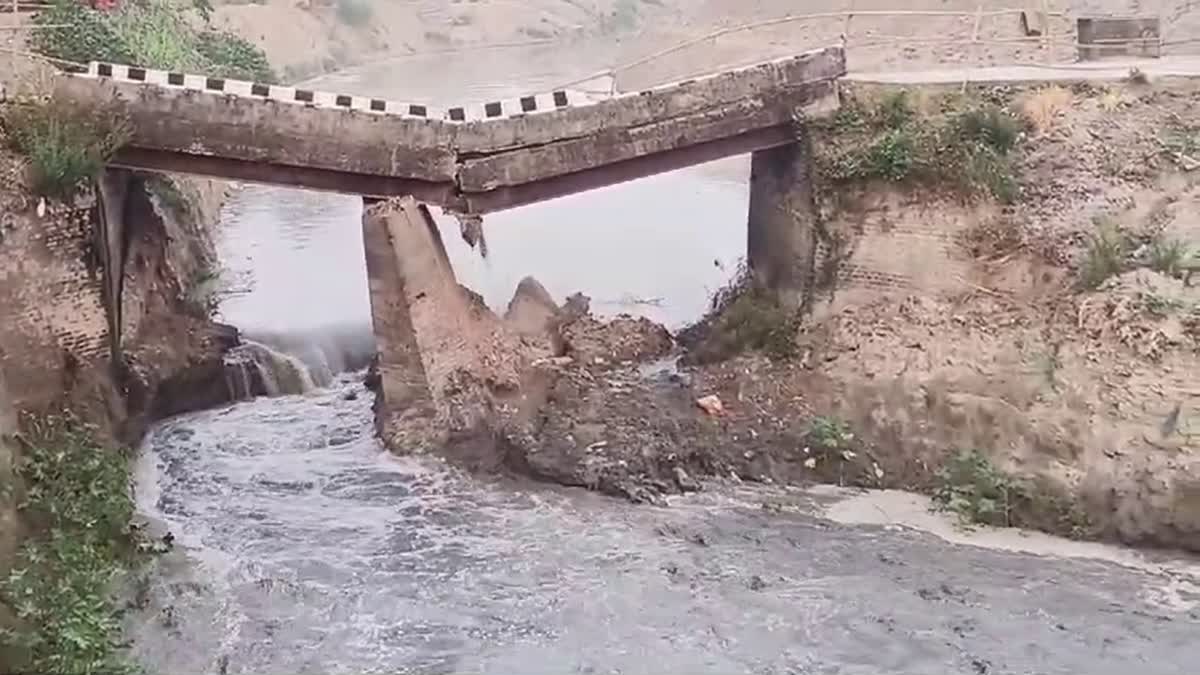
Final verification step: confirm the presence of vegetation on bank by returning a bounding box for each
[678,264,801,364]
[2,0,278,200]
[933,448,1092,537]
[1080,214,1198,290]
[814,89,1025,202]
[0,97,131,200]
[0,415,152,675]
[32,0,275,83]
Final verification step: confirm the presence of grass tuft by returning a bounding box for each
[1019,85,1073,133]
[815,89,1025,202]
[679,263,800,364]
[1147,238,1193,278]
[0,98,131,201]
[1079,216,1129,290]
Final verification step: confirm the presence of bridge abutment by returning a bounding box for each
[746,139,819,311]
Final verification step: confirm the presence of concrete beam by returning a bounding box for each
[747,139,819,311]
[453,46,846,153]
[113,147,461,205]
[459,80,836,192]
[54,76,459,183]
[463,125,796,214]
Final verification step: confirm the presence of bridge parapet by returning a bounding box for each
[80,62,584,124]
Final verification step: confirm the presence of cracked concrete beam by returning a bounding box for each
[54,76,459,183]
[457,80,837,191]
[452,46,846,154]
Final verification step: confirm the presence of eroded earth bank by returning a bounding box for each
[370,76,1200,555]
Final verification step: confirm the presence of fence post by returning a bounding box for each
[9,0,16,78]
[965,3,983,90]
[842,0,855,47]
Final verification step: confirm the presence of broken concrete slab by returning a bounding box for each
[361,197,558,460]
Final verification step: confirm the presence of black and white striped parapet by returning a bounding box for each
[82,62,577,123]
[60,46,846,212]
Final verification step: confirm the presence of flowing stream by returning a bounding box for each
[126,42,1200,674]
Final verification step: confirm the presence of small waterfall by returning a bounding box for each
[222,340,318,399]
[243,324,376,385]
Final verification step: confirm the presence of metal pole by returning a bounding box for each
[10,0,17,78]
[965,3,983,91]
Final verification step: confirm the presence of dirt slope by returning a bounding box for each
[395,75,1200,554]
[211,0,660,80]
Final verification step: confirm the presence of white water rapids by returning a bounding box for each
[124,41,1200,675]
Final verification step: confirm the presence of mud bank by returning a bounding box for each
[0,134,253,616]
[0,165,244,441]
[371,77,1200,555]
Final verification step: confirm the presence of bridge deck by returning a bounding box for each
[54,46,845,213]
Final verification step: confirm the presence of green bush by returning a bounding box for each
[197,30,277,83]
[1,99,131,200]
[933,448,1094,537]
[863,129,916,181]
[815,90,1024,201]
[110,0,206,71]
[30,0,133,65]
[0,416,142,675]
[808,416,854,450]
[699,269,800,361]
[933,448,1023,527]
[952,104,1021,155]
[31,0,276,83]
[335,0,373,28]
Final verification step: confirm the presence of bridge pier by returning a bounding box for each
[746,139,819,312]
[360,197,441,451]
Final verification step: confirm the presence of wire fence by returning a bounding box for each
[551,5,1178,94]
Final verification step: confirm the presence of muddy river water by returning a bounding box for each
[126,44,1200,674]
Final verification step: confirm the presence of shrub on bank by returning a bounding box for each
[0,97,131,200]
[32,0,277,83]
[933,448,1093,537]
[0,415,147,675]
[335,0,373,28]
[815,89,1025,202]
[679,264,801,364]
[197,29,276,83]
[933,448,1023,528]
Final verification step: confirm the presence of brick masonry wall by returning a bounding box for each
[815,187,998,307]
[0,195,111,413]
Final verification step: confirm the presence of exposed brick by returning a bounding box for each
[0,195,110,412]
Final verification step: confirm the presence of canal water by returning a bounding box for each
[126,43,1200,675]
